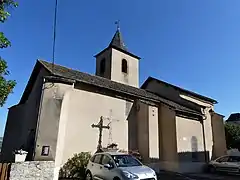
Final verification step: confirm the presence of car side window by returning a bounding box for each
[94,154,102,164]
[228,156,240,162]
[101,155,112,165]
[216,156,229,163]
[90,155,95,162]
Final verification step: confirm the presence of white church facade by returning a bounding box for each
[1,29,227,173]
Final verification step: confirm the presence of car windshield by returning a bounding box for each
[111,154,142,167]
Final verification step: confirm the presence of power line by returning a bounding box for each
[51,0,58,74]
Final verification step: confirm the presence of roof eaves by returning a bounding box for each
[19,60,43,104]
[94,46,141,60]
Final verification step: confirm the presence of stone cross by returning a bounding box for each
[91,116,110,151]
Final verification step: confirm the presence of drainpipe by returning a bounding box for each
[32,77,46,160]
[201,108,208,163]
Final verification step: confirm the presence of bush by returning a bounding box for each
[225,123,240,150]
[59,152,92,178]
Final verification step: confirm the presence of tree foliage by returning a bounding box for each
[225,123,240,150]
[0,0,18,107]
[59,152,92,178]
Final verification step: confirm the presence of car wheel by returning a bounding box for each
[113,177,120,180]
[209,165,216,174]
[85,171,92,180]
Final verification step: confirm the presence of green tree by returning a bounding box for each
[0,0,18,106]
[225,123,240,150]
[59,152,92,179]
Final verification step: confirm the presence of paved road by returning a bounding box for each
[158,171,240,180]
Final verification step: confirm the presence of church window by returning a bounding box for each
[100,58,106,74]
[122,59,128,73]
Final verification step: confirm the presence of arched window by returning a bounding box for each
[122,59,128,73]
[100,58,106,74]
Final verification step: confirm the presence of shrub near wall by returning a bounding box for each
[58,150,142,179]
[59,152,91,179]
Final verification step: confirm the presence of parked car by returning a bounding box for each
[208,155,240,174]
[85,151,157,180]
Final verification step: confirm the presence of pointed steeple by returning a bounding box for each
[109,29,128,51]
[94,23,140,60]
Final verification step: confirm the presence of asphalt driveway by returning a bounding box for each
[158,171,240,180]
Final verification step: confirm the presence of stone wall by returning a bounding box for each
[10,161,55,180]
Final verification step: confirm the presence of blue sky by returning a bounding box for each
[1,0,240,136]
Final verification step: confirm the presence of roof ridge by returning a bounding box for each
[38,59,76,73]
[142,76,217,104]
[36,59,202,116]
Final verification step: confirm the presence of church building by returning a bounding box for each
[1,28,227,173]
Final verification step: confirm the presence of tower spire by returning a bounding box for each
[109,21,127,51]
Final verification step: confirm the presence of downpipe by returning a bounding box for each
[32,77,46,159]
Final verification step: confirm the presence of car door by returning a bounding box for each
[92,154,103,179]
[87,155,96,173]
[225,156,240,173]
[99,155,116,180]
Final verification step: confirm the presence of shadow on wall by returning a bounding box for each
[149,158,161,163]
[148,151,209,163]
[178,136,209,162]
[148,136,209,163]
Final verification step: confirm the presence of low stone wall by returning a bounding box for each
[9,161,55,180]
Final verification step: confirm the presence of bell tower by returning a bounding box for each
[95,26,140,88]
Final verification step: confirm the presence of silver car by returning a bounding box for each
[85,151,157,180]
[208,155,240,174]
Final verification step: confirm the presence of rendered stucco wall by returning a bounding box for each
[95,48,139,87]
[136,101,149,162]
[180,94,213,161]
[56,86,132,166]
[158,104,178,162]
[111,49,139,87]
[176,116,204,161]
[211,113,227,159]
[148,106,159,160]
[34,82,73,161]
[130,101,159,163]
[95,48,112,79]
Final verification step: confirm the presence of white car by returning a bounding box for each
[208,155,240,174]
[85,151,157,180]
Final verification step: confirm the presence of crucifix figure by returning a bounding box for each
[104,109,120,145]
[91,116,110,151]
